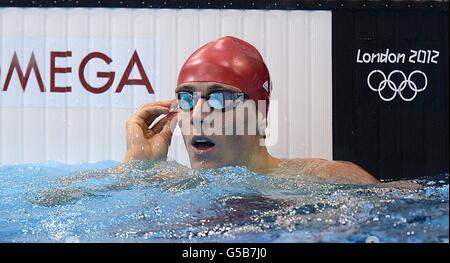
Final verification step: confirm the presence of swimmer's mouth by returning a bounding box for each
[191,136,216,151]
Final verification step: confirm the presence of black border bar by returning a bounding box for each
[0,0,448,11]
[0,243,448,261]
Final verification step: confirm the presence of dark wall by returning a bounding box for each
[332,10,449,180]
[1,0,448,11]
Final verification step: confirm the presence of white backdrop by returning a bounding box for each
[0,8,332,165]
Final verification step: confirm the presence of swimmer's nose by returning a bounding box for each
[191,98,211,126]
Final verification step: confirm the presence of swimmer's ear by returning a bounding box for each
[256,111,268,137]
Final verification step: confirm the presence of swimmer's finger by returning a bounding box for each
[135,99,176,117]
[148,116,168,136]
[136,99,175,112]
[158,113,178,145]
[150,111,176,134]
[146,113,173,138]
[133,106,170,128]
[138,100,177,125]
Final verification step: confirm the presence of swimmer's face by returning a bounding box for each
[175,82,261,169]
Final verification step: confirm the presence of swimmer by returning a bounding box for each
[122,36,379,184]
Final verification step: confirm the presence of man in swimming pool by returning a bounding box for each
[121,36,379,184]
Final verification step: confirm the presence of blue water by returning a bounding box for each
[0,160,448,243]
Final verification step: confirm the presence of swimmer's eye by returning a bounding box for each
[177,91,194,111]
[176,91,248,112]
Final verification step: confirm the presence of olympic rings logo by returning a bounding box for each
[367,70,428,102]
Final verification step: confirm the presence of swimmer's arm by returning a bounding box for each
[302,159,379,184]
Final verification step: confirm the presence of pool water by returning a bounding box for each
[0,160,448,243]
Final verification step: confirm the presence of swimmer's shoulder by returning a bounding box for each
[275,158,379,184]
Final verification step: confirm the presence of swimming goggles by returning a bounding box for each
[176,91,248,112]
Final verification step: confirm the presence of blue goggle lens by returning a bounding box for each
[177,91,246,111]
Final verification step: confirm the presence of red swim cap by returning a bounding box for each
[177,36,272,114]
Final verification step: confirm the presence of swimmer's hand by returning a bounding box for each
[123,99,178,163]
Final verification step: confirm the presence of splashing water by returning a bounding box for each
[0,160,447,243]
